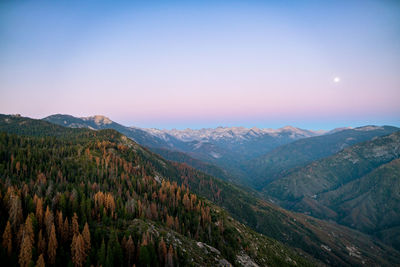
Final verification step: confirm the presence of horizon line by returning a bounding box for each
[2,112,400,132]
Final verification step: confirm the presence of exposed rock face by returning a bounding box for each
[236,252,260,267]
[82,115,113,125]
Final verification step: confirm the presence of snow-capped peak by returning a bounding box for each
[141,125,323,142]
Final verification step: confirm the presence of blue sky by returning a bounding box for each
[0,0,399,130]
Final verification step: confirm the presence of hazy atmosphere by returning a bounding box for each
[1,0,399,129]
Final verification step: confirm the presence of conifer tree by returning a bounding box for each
[126,235,135,266]
[71,213,79,237]
[71,234,86,267]
[2,221,12,256]
[82,222,91,254]
[166,244,174,267]
[97,239,106,266]
[19,234,32,267]
[9,194,23,230]
[56,211,63,236]
[44,206,54,237]
[37,230,46,256]
[158,237,167,265]
[35,198,43,227]
[24,215,35,247]
[62,218,69,242]
[105,232,123,267]
[47,224,58,264]
[36,254,45,267]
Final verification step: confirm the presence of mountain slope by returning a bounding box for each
[149,147,236,182]
[0,115,312,267]
[318,158,400,249]
[246,126,399,189]
[263,131,400,249]
[264,131,400,201]
[15,114,400,266]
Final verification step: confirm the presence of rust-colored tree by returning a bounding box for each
[71,234,86,267]
[158,237,167,264]
[56,210,63,237]
[36,254,45,267]
[71,213,79,237]
[19,234,33,267]
[44,206,54,237]
[166,244,174,267]
[2,221,12,256]
[9,194,23,230]
[47,223,58,264]
[24,215,35,247]
[183,193,190,210]
[37,230,46,256]
[35,198,43,227]
[82,222,91,254]
[125,235,135,266]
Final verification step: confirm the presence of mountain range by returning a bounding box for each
[44,114,399,187]
[42,115,327,183]
[2,114,400,266]
[42,114,400,259]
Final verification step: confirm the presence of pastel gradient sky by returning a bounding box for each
[1,0,399,129]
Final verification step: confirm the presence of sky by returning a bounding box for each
[0,0,399,130]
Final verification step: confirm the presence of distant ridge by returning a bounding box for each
[43,114,329,185]
[244,125,400,188]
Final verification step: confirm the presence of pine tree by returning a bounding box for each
[106,232,123,267]
[35,198,43,227]
[37,230,46,256]
[47,224,58,264]
[125,235,135,267]
[97,239,106,266]
[82,222,91,254]
[44,206,54,237]
[2,221,12,256]
[24,215,35,247]
[158,237,167,265]
[36,254,45,267]
[19,234,33,267]
[9,194,23,230]
[71,213,79,237]
[62,218,69,242]
[166,244,174,267]
[56,211,63,237]
[71,234,86,267]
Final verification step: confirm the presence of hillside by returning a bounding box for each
[245,126,399,189]
[0,116,311,267]
[263,131,400,249]
[319,158,400,250]
[4,114,400,266]
[149,147,236,183]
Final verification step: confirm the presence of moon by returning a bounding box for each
[333,77,341,83]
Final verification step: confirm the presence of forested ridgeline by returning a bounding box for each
[0,130,308,267]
